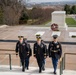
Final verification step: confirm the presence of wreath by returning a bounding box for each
[51,23,58,31]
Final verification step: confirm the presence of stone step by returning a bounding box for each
[62,70,76,75]
[0,65,76,75]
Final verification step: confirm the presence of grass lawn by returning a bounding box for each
[66,18,76,27]
[43,20,51,25]
[26,18,76,27]
[27,19,39,25]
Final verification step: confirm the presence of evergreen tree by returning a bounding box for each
[64,4,71,14]
[70,5,76,14]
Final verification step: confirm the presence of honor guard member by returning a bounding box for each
[48,35,62,74]
[23,38,32,70]
[15,36,31,72]
[33,34,47,73]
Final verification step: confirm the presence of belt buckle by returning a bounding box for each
[54,50,57,52]
[54,50,55,52]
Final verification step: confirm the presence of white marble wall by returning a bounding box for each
[52,11,67,30]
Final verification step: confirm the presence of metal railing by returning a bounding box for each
[60,53,76,75]
[60,57,64,75]
[0,53,16,70]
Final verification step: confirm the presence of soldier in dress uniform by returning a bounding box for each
[48,35,62,74]
[15,36,31,72]
[33,34,47,73]
[23,38,32,70]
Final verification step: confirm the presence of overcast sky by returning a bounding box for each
[26,0,76,3]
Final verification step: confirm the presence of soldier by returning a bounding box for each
[15,36,31,72]
[48,35,62,74]
[23,38,32,70]
[33,34,47,73]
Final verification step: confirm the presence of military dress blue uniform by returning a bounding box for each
[15,36,31,72]
[33,35,47,73]
[48,35,62,74]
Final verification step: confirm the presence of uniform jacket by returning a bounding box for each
[33,42,47,60]
[48,41,62,59]
[15,41,31,58]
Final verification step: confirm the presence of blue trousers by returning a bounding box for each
[25,57,29,68]
[42,58,46,67]
[51,57,58,72]
[43,58,46,65]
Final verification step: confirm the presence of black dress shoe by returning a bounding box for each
[22,67,25,72]
[25,67,29,70]
[54,71,57,74]
[27,67,29,70]
[42,67,45,71]
[39,69,42,73]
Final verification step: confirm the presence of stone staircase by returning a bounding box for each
[0,65,76,75]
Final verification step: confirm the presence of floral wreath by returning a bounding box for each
[51,23,58,31]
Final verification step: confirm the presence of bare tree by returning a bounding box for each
[0,0,24,25]
[28,7,54,25]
